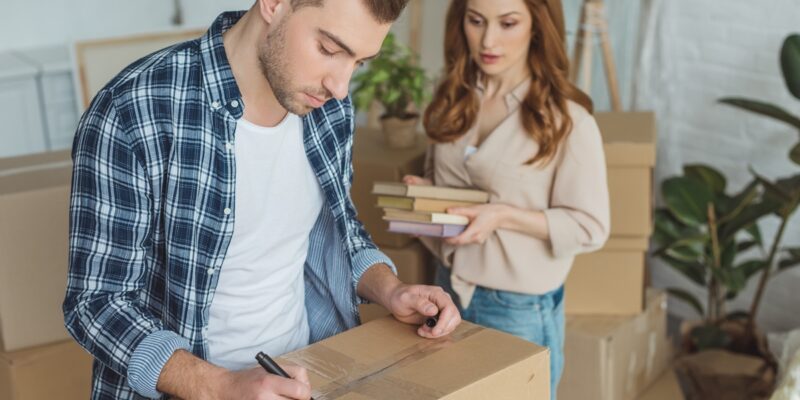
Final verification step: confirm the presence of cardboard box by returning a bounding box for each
[0,151,73,352]
[565,236,648,315]
[637,367,684,400]
[0,340,93,400]
[359,241,434,323]
[559,289,673,400]
[351,128,428,248]
[280,317,551,399]
[597,112,657,237]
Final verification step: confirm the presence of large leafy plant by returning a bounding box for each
[351,32,429,120]
[654,34,800,351]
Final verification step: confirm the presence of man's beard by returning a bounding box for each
[257,19,327,115]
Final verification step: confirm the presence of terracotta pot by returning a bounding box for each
[380,115,419,149]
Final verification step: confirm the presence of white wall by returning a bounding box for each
[1,1,253,53]
[635,0,800,332]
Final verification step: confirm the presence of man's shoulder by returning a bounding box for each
[103,39,202,104]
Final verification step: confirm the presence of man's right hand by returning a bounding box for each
[218,364,312,400]
[157,349,312,400]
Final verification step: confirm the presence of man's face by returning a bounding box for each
[258,0,391,115]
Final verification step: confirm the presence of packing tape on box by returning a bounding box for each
[283,324,485,399]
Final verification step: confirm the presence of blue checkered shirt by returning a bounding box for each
[63,11,394,399]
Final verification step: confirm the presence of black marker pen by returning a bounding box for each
[256,352,315,400]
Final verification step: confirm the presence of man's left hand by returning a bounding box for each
[386,283,461,339]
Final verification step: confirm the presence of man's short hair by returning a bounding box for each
[290,0,410,23]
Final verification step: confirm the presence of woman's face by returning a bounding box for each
[463,0,533,78]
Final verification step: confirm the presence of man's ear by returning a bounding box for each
[256,0,288,25]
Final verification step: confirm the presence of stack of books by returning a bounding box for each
[372,182,490,237]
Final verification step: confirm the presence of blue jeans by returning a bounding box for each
[435,264,565,400]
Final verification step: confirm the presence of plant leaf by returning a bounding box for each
[719,98,800,131]
[691,324,731,351]
[667,288,705,318]
[718,180,759,224]
[662,177,714,226]
[791,143,800,166]
[779,247,800,271]
[737,260,767,280]
[746,223,764,247]
[685,164,727,194]
[657,253,707,286]
[781,33,800,100]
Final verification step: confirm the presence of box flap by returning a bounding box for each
[280,318,549,399]
[598,112,657,167]
[601,236,650,252]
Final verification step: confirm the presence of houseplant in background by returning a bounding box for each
[351,32,429,149]
[653,33,800,399]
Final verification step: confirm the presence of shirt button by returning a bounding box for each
[230,100,240,108]
[223,207,232,215]
[225,142,233,151]
[211,101,221,109]
[207,268,215,275]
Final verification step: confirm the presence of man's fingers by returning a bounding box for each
[413,294,439,317]
[284,365,310,386]
[425,288,461,337]
[266,374,312,400]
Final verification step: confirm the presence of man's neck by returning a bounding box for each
[222,9,289,127]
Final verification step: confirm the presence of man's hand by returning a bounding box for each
[218,364,312,400]
[386,283,462,338]
[358,264,461,338]
[157,350,312,400]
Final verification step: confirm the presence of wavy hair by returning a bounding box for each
[423,0,593,165]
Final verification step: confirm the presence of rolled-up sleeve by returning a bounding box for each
[543,114,611,258]
[341,97,397,303]
[63,89,189,398]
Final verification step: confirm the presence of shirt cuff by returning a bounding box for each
[351,247,397,305]
[543,208,579,259]
[128,330,191,399]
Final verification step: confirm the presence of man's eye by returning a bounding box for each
[319,45,335,57]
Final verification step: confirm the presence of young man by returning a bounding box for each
[63,1,461,399]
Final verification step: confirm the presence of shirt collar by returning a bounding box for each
[475,76,531,110]
[199,11,246,119]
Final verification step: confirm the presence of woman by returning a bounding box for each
[404,0,610,397]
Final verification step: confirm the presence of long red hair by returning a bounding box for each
[423,0,593,165]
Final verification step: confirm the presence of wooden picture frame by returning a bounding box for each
[72,29,205,111]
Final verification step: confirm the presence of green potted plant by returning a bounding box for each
[351,32,429,149]
[654,33,800,399]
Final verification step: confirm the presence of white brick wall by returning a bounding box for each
[635,0,800,331]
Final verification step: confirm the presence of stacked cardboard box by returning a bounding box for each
[564,111,657,316]
[280,317,552,399]
[0,151,94,399]
[350,128,438,323]
[559,290,676,400]
[559,113,680,399]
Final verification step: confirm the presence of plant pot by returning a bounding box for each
[380,114,418,149]
[674,349,775,400]
[675,320,777,399]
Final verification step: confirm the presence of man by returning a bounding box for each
[63,1,461,399]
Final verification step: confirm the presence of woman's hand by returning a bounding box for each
[402,175,432,186]
[444,204,509,246]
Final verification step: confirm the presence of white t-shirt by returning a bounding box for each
[206,113,324,371]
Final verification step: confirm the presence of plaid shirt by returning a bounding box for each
[64,11,394,399]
